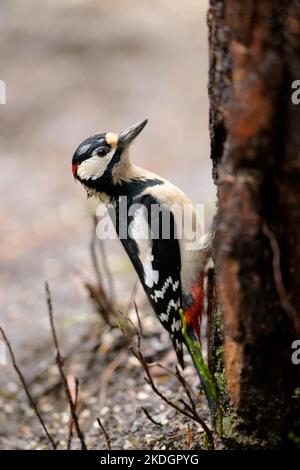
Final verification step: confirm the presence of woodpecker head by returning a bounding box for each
[72,120,148,192]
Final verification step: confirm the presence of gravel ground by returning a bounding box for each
[0,0,216,450]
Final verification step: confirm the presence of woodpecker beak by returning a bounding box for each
[118,119,148,147]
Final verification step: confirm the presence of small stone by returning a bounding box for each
[7,382,18,393]
[21,426,32,436]
[93,419,100,429]
[40,403,53,413]
[4,404,14,414]
[61,411,69,424]
[99,406,109,416]
[123,439,133,449]
[137,391,149,400]
[81,408,91,419]
[87,397,97,405]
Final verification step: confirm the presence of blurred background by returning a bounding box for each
[0,0,215,448]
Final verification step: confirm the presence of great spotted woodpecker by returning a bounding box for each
[72,120,211,371]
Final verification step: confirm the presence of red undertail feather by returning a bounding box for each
[185,279,204,340]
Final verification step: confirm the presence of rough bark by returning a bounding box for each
[208,0,300,442]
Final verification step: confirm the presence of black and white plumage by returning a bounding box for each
[112,194,184,364]
[72,120,211,367]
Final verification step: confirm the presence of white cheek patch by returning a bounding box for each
[77,149,115,181]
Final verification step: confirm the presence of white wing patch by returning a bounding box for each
[144,248,159,288]
[129,206,159,289]
[150,276,179,303]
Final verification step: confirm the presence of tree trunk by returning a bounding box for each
[207,0,300,443]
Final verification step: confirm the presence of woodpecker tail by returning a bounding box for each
[179,308,221,432]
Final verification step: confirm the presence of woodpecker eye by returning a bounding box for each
[96,148,108,157]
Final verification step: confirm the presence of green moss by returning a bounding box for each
[210,306,229,409]
[221,413,261,449]
[201,432,213,450]
[292,387,300,400]
[214,370,227,397]
[288,431,300,448]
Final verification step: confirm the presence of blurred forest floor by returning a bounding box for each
[0,0,216,449]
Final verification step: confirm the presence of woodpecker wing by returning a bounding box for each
[110,194,184,367]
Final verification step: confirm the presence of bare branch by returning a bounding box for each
[98,235,116,301]
[133,301,143,344]
[98,350,127,408]
[97,417,111,450]
[126,279,139,315]
[141,407,162,426]
[142,370,213,448]
[0,326,57,450]
[175,365,196,414]
[67,376,79,450]
[88,216,116,327]
[45,282,87,450]
[90,216,104,287]
[118,307,214,449]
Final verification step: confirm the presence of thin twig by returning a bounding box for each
[0,326,57,450]
[88,216,116,327]
[67,376,79,450]
[84,282,114,327]
[98,237,116,301]
[97,417,111,450]
[126,279,139,315]
[141,407,162,426]
[142,368,214,449]
[91,215,115,301]
[118,308,214,449]
[175,365,196,413]
[45,282,87,450]
[98,350,127,408]
[90,216,104,287]
[187,424,193,449]
[134,301,143,342]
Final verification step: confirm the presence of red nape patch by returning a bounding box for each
[185,281,204,340]
[72,163,78,177]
